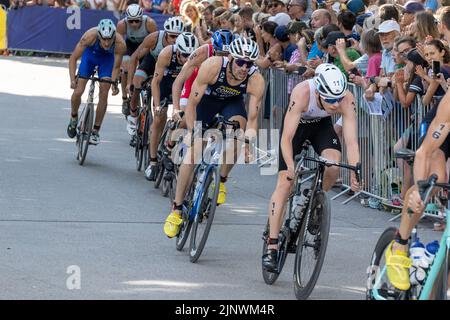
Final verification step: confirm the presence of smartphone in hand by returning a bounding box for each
[432,60,441,78]
[349,67,361,76]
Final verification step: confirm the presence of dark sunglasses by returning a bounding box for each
[128,19,141,24]
[167,33,178,39]
[180,52,190,58]
[268,3,280,8]
[99,35,114,41]
[322,96,344,104]
[234,58,254,68]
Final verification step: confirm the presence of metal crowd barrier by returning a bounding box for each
[260,67,439,206]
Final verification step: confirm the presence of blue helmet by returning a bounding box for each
[212,29,239,53]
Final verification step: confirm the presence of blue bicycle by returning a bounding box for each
[367,173,450,300]
[175,114,240,263]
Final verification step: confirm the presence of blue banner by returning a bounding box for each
[7,6,170,54]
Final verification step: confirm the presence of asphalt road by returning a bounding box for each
[0,56,442,300]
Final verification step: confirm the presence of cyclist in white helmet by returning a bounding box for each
[144,32,200,181]
[163,37,265,238]
[262,63,360,272]
[126,16,184,145]
[67,19,126,145]
[117,4,157,116]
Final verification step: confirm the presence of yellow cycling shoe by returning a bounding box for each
[385,241,412,291]
[163,211,183,238]
[217,182,227,205]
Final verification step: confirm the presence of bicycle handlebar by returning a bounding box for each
[206,114,240,131]
[416,174,450,203]
[294,140,362,183]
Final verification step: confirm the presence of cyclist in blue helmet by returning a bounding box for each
[67,19,126,145]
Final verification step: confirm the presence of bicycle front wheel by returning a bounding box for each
[175,174,196,251]
[293,191,330,300]
[78,103,94,166]
[189,166,220,263]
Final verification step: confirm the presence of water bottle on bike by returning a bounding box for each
[290,189,309,231]
[409,239,440,286]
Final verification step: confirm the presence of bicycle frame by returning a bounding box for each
[185,134,223,222]
[419,219,449,299]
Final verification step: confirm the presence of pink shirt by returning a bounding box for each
[365,52,382,78]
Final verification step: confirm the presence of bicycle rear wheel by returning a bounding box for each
[189,166,220,263]
[142,111,151,170]
[77,103,94,166]
[135,113,144,171]
[293,191,330,300]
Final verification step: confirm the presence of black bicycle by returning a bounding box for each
[159,112,185,202]
[134,78,153,172]
[152,97,172,190]
[261,140,361,300]
[76,71,114,165]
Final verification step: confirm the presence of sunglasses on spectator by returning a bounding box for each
[268,3,280,8]
[234,59,254,68]
[128,19,141,24]
[322,96,344,104]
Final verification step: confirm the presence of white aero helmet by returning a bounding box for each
[314,63,347,100]
[164,16,185,34]
[176,32,199,55]
[97,19,116,39]
[229,37,259,61]
[126,4,143,19]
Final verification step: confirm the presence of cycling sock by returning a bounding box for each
[122,96,128,100]
[173,202,183,212]
[150,157,157,165]
[267,238,278,245]
[220,176,228,183]
[93,125,100,132]
[394,230,409,246]
[71,113,78,120]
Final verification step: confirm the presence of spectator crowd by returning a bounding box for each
[5,0,450,215]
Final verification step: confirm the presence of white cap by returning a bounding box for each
[376,20,400,34]
[268,12,291,27]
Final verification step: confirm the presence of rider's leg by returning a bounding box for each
[70,78,89,119]
[121,57,129,100]
[267,171,293,250]
[393,149,447,253]
[215,102,248,204]
[321,148,342,192]
[174,136,202,206]
[150,111,168,159]
[321,149,341,191]
[312,117,342,192]
[164,135,202,238]
[93,81,112,130]
[130,72,146,117]
[219,115,247,177]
